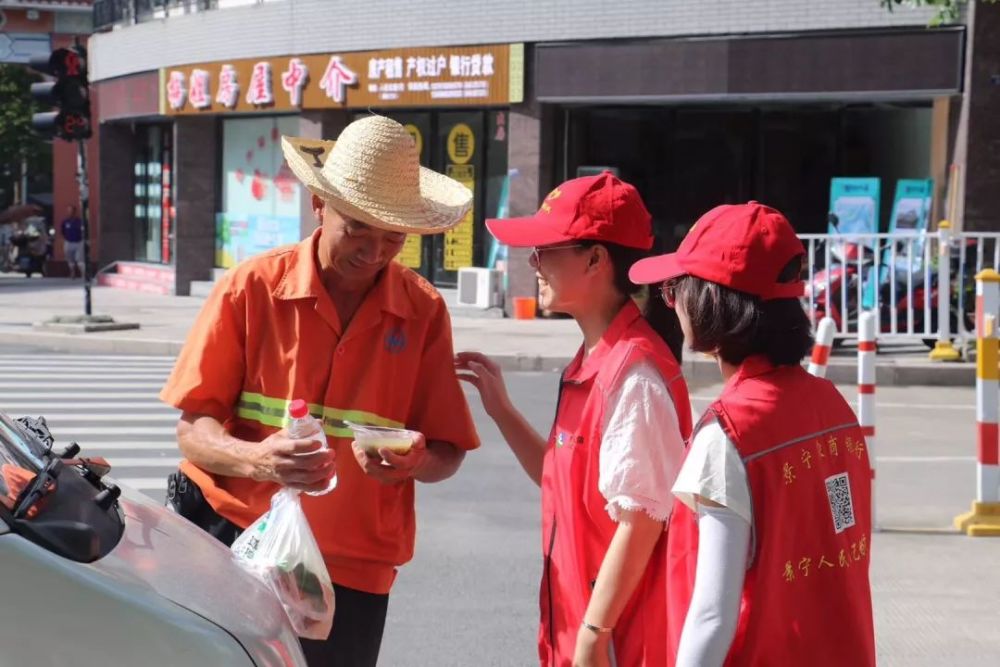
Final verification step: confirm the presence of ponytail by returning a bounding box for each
[581,241,684,363]
[640,286,684,363]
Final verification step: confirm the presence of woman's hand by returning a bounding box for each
[573,627,612,667]
[455,351,512,420]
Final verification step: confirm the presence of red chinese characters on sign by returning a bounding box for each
[245,61,274,106]
[319,56,358,103]
[281,58,309,107]
[495,111,506,142]
[216,64,240,108]
[166,71,187,110]
[188,69,211,110]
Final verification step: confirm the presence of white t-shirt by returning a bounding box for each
[598,360,687,523]
[672,418,752,525]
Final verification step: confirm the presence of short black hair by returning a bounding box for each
[673,257,813,366]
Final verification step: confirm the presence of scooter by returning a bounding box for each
[806,226,974,349]
[9,224,52,278]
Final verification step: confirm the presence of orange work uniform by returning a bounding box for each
[161,229,479,594]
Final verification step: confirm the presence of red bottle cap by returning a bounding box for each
[288,399,309,419]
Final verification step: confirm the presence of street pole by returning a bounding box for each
[76,138,92,316]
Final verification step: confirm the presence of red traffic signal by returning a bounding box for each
[31,111,92,141]
[28,47,88,80]
[29,46,92,141]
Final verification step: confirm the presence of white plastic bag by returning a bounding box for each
[231,488,334,639]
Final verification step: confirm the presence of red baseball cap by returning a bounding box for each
[486,172,653,250]
[629,201,806,300]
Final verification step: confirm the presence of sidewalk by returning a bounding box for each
[0,276,976,386]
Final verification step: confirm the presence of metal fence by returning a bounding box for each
[799,227,1000,356]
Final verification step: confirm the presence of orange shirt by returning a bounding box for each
[160,229,479,594]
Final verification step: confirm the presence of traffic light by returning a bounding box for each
[28,46,92,141]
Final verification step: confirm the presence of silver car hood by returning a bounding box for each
[88,483,304,666]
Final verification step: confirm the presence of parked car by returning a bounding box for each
[0,412,306,667]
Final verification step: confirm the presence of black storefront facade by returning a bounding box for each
[499,28,968,309]
[538,28,965,242]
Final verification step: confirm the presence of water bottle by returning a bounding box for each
[288,399,337,495]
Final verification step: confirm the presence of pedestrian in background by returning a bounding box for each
[458,172,691,667]
[60,205,84,279]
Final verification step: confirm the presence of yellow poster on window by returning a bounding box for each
[398,234,422,269]
[444,163,475,271]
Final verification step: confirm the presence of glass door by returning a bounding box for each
[133,125,170,263]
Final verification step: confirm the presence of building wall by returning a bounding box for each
[963,1,1000,232]
[90,0,938,81]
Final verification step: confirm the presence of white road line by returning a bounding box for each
[4,374,169,381]
[0,402,170,410]
[0,393,167,401]
[0,365,173,371]
[105,457,180,468]
[45,426,176,436]
[0,382,165,389]
[115,477,168,491]
[7,413,177,422]
[76,441,176,451]
[0,356,175,362]
[689,396,975,411]
[0,354,174,362]
[876,456,974,463]
[0,370,171,378]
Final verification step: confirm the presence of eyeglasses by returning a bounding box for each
[659,281,677,308]
[528,244,585,270]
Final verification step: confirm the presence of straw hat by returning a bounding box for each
[281,115,472,234]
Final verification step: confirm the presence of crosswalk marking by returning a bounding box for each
[76,441,179,451]
[45,425,177,436]
[0,393,170,401]
[0,353,179,496]
[112,477,168,491]
[0,382,165,389]
[0,354,176,362]
[0,402,174,410]
[22,413,177,422]
[102,457,181,468]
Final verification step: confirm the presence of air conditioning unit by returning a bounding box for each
[457,268,503,309]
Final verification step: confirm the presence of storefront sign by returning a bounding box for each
[444,164,476,271]
[447,123,475,165]
[828,178,881,238]
[163,43,523,115]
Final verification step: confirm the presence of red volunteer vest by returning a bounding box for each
[666,356,876,666]
[539,302,692,666]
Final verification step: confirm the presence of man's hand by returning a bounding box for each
[249,429,336,494]
[573,627,612,667]
[351,433,428,485]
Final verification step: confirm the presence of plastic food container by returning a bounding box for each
[344,422,419,455]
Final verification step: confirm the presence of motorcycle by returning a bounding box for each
[806,231,975,350]
[8,220,53,278]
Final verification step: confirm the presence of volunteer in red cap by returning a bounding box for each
[457,172,692,666]
[630,202,876,666]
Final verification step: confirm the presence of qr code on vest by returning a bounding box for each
[825,472,856,534]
